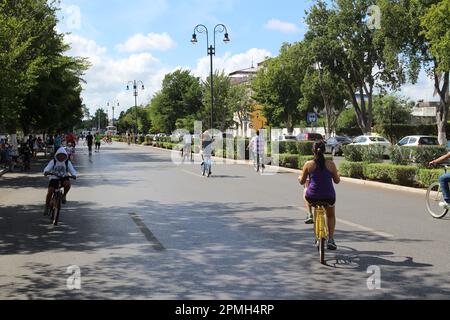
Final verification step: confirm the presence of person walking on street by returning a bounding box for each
[94,132,101,152]
[86,132,94,156]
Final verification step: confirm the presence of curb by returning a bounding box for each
[133,144,429,195]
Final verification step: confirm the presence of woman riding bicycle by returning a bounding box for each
[299,141,341,250]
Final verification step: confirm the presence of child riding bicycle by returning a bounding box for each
[43,147,77,214]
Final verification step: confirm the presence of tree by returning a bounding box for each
[227,83,254,134]
[304,0,406,135]
[300,66,348,138]
[148,70,203,133]
[379,0,449,144]
[202,70,235,132]
[252,43,306,134]
[0,0,87,135]
[373,95,412,126]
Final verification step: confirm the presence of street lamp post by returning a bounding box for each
[127,80,145,141]
[107,101,120,127]
[191,24,230,130]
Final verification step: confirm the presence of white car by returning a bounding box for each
[351,135,392,155]
[397,136,440,147]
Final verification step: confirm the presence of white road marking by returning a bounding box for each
[298,206,394,238]
[181,169,204,178]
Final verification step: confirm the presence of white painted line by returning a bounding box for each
[298,206,394,239]
[181,169,204,178]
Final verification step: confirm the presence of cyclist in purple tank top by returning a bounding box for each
[299,141,341,250]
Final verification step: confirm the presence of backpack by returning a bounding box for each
[53,159,69,171]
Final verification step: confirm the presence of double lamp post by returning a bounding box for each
[191,24,230,130]
[127,80,145,139]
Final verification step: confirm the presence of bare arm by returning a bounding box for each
[299,163,309,186]
[328,161,341,184]
[430,152,450,166]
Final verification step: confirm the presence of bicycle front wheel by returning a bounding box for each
[426,182,449,219]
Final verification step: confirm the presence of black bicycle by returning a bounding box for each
[45,174,76,226]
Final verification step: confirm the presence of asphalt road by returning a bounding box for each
[0,142,449,300]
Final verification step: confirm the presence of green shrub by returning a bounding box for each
[361,145,385,163]
[417,168,445,188]
[403,146,447,167]
[342,145,386,163]
[390,146,408,165]
[297,142,314,156]
[298,156,333,169]
[342,145,363,162]
[363,163,417,186]
[339,162,365,179]
[278,154,299,168]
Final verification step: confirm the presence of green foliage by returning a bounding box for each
[363,164,418,186]
[420,0,450,73]
[278,154,299,169]
[0,0,88,134]
[202,70,235,131]
[417,168,445,188]
[149,69,203,134]
[342,145,363,162]
[278,141,314,155]
[373,95,413,127]
[339,162,365,179]
[395,146,447,167]
[342,145,385,163]
[252,42,307,133]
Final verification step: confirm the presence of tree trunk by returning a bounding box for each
[435,71,449,145]
[286,114,294,135]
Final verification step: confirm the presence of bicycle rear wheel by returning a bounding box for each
[426,182,449,219]
[319,238,325,265]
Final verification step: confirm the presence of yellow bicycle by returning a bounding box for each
[312,203,329,265]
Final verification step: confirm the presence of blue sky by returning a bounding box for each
[56,0,437,117]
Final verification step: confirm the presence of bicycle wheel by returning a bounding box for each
[319,238,325,265]
[53,195,62,226]
[426,182,449,219]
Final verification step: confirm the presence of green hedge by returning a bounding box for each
[339,162,365,179]
[342,145,386,163]
[340,161,446,188]
[278,154,299,169]
[417,168,445,188]
[278,141,314,155]
[363,163,418,186]
[390,146,447,167]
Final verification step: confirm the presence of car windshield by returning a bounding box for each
[336,137,350,142]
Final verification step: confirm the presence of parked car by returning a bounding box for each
[351,135,392,156]
[275,135,297,142]
[325,136,353,156]
[296,133,324,142]
[397,136,440,147]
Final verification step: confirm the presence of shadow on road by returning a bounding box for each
[1,198,447,300]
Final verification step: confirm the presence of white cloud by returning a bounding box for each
[192,48,273,79]
[64,34,167,115]
[265,19,301,34]
[116,33,176,53]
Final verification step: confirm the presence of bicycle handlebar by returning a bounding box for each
[45,173,76,180]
